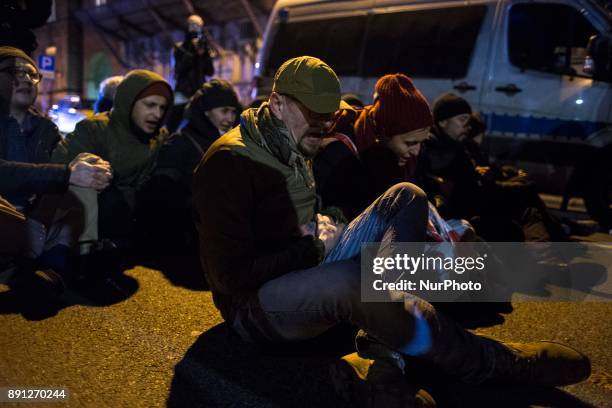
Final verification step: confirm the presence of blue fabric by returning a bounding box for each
[324,211,385,263]
[400,299,433,356]
[238,183,435,356]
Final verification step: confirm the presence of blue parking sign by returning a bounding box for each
[38,55,55,73]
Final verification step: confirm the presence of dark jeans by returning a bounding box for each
[98,187,134,240]
[232,183,440,355]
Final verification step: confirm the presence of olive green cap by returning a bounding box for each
[272,56,345,114]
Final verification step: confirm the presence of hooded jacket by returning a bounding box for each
[53,70,172,190]
[52,70,173,241]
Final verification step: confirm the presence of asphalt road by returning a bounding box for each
[1,248,611,408]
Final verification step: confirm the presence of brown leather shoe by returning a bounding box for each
[330,352,435,408]
[482,338,591,386]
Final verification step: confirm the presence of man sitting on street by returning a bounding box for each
[52,70,173,248]
[193,56,591,407]
[0,46,111,292]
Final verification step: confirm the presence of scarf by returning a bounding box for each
[243,103,315,188]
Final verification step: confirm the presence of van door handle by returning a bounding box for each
[453,81,477,92]
[495,84,522,95]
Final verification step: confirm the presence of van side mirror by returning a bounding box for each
[584,34,612,81]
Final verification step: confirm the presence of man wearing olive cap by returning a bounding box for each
[193,56,590,408]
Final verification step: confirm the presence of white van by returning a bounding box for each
[253,0,612,214]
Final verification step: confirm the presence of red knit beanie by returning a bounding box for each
[372,73,433,139]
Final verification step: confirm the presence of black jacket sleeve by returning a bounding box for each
[194,151,325,295]
[314,140,370,220]
[0,159,69,195]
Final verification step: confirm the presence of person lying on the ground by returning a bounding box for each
[194,56,591,408]
[52,70,173,247]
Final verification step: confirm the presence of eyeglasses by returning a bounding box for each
[282,94,336,124]
[0,68,43,84]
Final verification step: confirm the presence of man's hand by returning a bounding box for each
[68,153,113,191]
[316,213,345,255]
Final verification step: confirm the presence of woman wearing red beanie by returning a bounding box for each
[314,73,468,242]
[354,73,434,203]
[315,73,434,217]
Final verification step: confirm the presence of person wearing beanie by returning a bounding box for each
[315,73,435,218]
[52,69,173,245]
[190,79,241,136]
[357,73,433,164]
[154,78,241,190]
[0,46,112,292]
[426,93,569,241]
[137,79,242,254]
[0,46,111,204]
[341,93,364,109]
[432,93,472,141]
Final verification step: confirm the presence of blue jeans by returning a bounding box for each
[232,183,439,355]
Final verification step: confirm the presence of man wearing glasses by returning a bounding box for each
[0,47,112,208]
[0,46,111,295]
[193,56,590,407]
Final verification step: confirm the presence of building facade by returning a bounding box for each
[33,0,270,111]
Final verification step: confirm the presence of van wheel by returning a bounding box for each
[580,145,612,230]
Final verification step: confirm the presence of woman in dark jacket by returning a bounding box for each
[315,74,435,221]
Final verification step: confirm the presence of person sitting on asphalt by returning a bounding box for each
[93,75,124,114]
[426,93,569,241]
[193,56,591,408]
[462,111,489,166]
[168,78,241,167]
[341,93,365,109]
[137,79,241,255]
[52,70,173,249]
[0,46,112,292]
[315,73,469,240]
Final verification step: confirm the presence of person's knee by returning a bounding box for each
[386,182,427,204]
[381,182,428,215]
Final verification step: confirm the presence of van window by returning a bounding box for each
[264,15,367,77]
[508,3,599,78]
[362,6,487,78]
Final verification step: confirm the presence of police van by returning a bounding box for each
[253,0,612,224]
